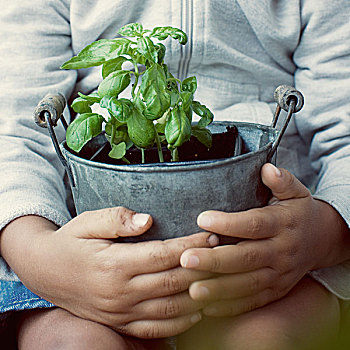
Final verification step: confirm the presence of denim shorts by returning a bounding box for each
[0,280,54,315]
[0,279,55,347]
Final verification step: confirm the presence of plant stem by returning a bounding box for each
[122,156,131,164]
[110,123,116,147]
[131,61,139,99]
[141,148,145,164]
[154,125,164,163]
[171,148,179,162]
[167,77,182,85]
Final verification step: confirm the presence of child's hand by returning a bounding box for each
[180,163,350,317]
[0,207,218,338]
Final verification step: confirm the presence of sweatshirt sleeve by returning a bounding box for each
[0,0,76,232]
[293,0,350,300]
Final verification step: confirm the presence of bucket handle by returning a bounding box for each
[267,85,304,162]
[33,93,75,187]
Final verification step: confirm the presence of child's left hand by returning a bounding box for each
[180,163,350,317]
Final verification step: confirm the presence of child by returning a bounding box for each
[1,1,350,348]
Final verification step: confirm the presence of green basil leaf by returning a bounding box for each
[78,92,101,104]
[71,97,92,114]
[61,39,131,69]
[108,142,127,159]
[66,113,104,152]
[105,38,133,59]
[131,48,147,65]
[140,63,171,120]
[98,70,131,98]
[155,43,166,63]
[137,36,158,64]
[118,23,143,37]
[127,108,155,148]
[134,96,146,113]
[180,91,194,119]
[166,73,180,107]
[192,101,214,127]
[181,76,197,94]
[102,56,128,79]
[150,26,188,45]
[165,107,191,148]
[191,125,212,149]
[100,96,132,122]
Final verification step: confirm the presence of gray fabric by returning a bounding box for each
[0,0,350,298]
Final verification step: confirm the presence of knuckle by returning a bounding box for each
[89,278,129,313]
[159,298,181,318]
[162,271,183,293]
[241,248,260,269]
[279,206,297,231]
[284,244,299,261]
[93,285,127,313]
[247,273,261,293]
[95,296,118,313]
[211,253,223,272]
[267,287,282,304]
[137,325,160,339]
[106,207,129,234]
[244,297,261,313]
[246,214,265,236]
[150,242,172,267]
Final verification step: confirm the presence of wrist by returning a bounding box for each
[0,215,57,281]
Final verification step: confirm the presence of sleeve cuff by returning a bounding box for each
[309,261,350,300]
[309,185,350,300]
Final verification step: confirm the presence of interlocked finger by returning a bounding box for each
[181,240,273,273]
[131,267,213,299]
[197,207,280,239]
[202,288,277,318]
[115,232,218,276]
[120,312,203,338]
[188,268,279,302]
[132,291,206,320]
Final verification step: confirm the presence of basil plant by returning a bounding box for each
[61,23,214,163]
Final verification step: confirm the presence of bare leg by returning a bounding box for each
[17,308,165,350]
[178,276,341,350]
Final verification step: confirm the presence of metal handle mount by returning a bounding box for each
[268,85,304,161]
[33,93,75,187]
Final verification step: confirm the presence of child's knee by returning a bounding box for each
[17,308,131,350]
[224,322,295,350]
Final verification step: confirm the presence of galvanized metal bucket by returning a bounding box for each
[34,85,304,242]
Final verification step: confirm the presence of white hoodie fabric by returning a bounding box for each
[0,0,350,303]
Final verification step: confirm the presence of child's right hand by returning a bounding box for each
[0,207,218,338]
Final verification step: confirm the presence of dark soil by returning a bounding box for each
[77,125,247,165]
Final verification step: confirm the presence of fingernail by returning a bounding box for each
[196,286,210,298]
[197,212,212,228]
[208,234,219,247]
[190,312,202,324]
[270,163,282,177]
[181,254,200,268]
[132,213,150,227]
[203,306,217,316]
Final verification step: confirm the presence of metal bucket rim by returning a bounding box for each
[60,121,277,174]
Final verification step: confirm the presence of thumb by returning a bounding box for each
[261,163,310,201]
[66,207,153,239]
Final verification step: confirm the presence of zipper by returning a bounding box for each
[178,0,193,81]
